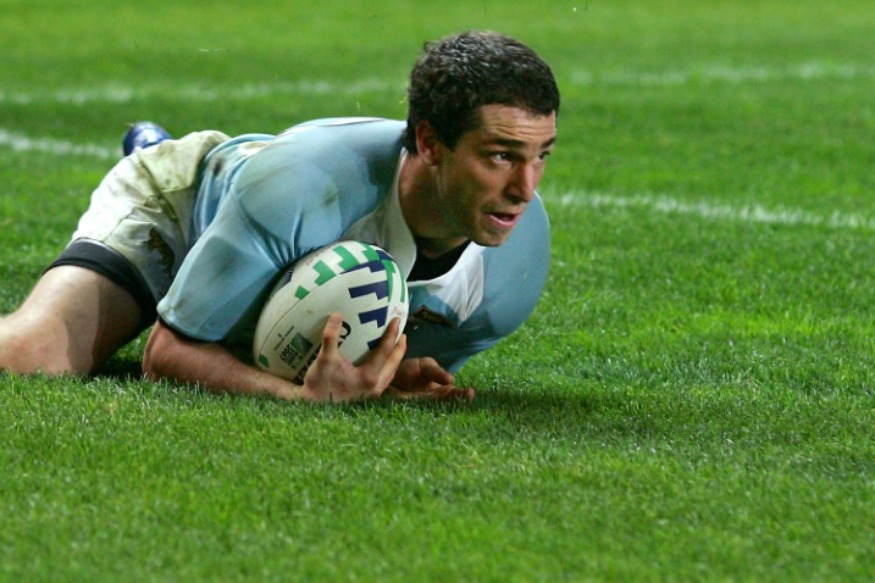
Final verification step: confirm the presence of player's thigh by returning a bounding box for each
[73,130,230,301]
[0,266,144,374]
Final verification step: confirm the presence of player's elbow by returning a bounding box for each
[142,320,176,381]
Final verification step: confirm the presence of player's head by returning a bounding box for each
[402,30,560,154]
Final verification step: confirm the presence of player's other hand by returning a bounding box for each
[300,314,406,403]
[387,357,476,402]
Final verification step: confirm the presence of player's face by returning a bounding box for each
[435,104,557,248]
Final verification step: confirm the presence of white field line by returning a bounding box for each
[570,61,875,87]
[3,127,872,233]
[545,191,875,232]
[0,128,116,160]
[1,61,873,106]
[0,78,404,106]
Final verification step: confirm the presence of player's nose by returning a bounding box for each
[507,162,540,203]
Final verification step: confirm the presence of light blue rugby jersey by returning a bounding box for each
[157,117,550,372]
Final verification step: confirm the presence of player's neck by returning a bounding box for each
[415,236,468,259]
[398,153,468,258]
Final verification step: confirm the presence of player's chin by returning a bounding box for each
[474,212,521,246]
[472,227,515,247]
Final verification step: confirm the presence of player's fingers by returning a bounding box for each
[383,317,402,345]
[418,357,455,385]
[383,383,475,402]
[367,318,404,362]
[370,332,406,375]
[431,385,476,402]
[386,333,407,370]
[454,387,476,402]
[319,313,344,359]
[366,334,407,398]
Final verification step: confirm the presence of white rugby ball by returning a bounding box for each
[253,241,409,384]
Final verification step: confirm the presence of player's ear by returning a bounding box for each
[415,120,442,166]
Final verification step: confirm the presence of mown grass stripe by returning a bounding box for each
[2,61,873,107]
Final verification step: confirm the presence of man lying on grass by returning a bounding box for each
[0,30,559,403]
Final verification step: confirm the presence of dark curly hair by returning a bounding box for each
[402,30,560,154]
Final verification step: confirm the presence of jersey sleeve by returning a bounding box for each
[157,119,402,344]
[157,142,347,341]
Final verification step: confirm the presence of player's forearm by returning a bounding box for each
[142,320,305,401]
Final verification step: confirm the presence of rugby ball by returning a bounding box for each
[253,241,409,384]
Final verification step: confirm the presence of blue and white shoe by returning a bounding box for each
[122,121,172,156]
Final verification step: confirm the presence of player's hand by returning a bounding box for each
[300,314,406,403]
[385,357,476,402]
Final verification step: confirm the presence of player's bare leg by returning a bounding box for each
[0,266,144,375]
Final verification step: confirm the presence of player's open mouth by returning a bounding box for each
[488,212,520,228]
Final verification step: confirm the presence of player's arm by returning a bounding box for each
[143,315,406,403]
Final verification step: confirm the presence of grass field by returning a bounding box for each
[2,0,875,581]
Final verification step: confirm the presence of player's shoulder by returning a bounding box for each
[486,194,550,260]
[235,116,403,175]
[480,194,550,304]
[242,117,404,175]
[284,117,403,130]
[227,118,403,230]
[274,117,406,147]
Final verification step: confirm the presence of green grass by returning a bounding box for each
[3,0,875,581]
